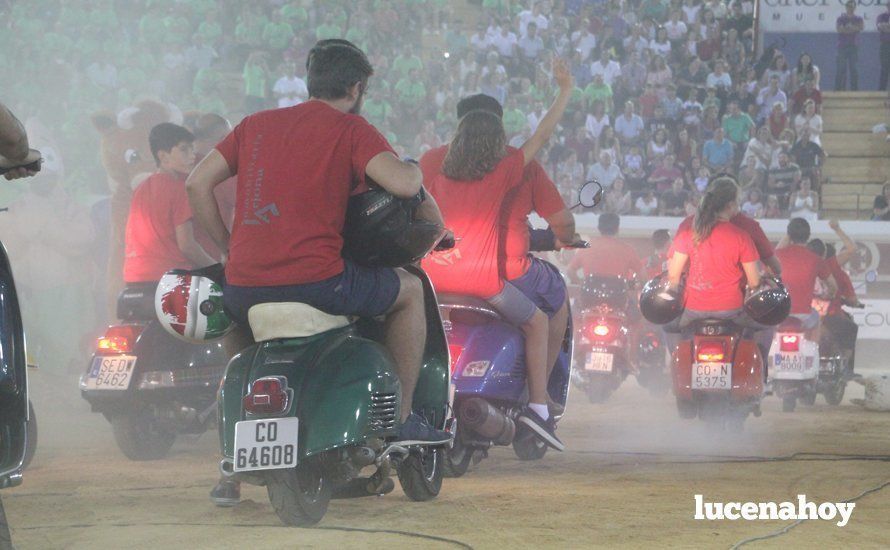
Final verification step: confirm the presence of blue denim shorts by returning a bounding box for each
[223,259,400,325]
[508,257,568,319]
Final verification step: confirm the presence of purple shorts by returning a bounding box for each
[508,257,567,319]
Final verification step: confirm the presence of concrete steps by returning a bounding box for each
[820,92,888,219]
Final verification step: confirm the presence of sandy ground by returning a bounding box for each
[4,344,889,550]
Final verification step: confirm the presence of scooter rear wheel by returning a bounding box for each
[512,425,548,460]
[824,379,847,406]
[782,396,797,413]
[267,460,331,526]
[111,408,176,461]
[443,439,473,478]
[398,446,443,501]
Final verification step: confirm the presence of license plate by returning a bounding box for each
[774,353,815,373]
[691,363,732,390]
[585,352,614,372]
[84,356,137,390]
[234,417,299,472]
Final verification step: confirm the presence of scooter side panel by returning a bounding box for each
[0,243,27,485]
[450,322,527,400]
[671,341,694,400]
[407,265,451,429]
[731,340,764,400]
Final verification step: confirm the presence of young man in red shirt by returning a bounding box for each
[567,213,642,283]
[420,94,578,414]
[775,218,837,335]
[186,40,449,503]
[123,123,217,285]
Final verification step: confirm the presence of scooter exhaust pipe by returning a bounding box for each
[459,398,515,446]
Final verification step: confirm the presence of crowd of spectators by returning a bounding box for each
[1,0,828,219]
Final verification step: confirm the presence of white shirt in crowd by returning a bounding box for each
[585,113,611,141]
[590,59,622,87]
[490,30,518,57]
[586,162,623,188]
[615,113,645,142]
[273,75,309,108]
[518,11,549,35]
[572,29,597,60]
[664,20,688,41]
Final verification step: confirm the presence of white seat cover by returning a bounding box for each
[248,302,351,342]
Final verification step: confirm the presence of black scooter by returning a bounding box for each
[80,285,228,460]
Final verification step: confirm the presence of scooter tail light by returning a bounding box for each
[780,334,800,352]
[585,320,614,341]
[96,325,144,354]
[243,376,289,415]
[448,344,464,374]
[696,340,726,362]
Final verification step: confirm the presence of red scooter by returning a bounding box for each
[671,319,764,431]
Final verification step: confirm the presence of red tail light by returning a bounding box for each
[585,319,615,341]
[243,376,290,415]
[696,341,726,362]
[97,325,143,354]
[448,344,464,374]
[780,334,800,352]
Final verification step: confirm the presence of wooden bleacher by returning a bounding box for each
[821,91,889,219]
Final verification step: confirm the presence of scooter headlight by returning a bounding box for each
[461,361,491,377]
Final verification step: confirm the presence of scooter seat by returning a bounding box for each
[248,302,352,342]
[437,294,502,320]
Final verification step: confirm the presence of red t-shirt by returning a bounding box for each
[422,149,526,298]
[420,145,566,280]
[123,171,194,283]
[826,256,855,316]
[215,101,395,286]
[675,212,774,261]
[774,244,831,314]
[672,221,760,311]
[568,235,643,280]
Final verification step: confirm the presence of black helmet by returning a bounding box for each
[342,186,443,268]
[744,277,791,326]
[639,271,684,325]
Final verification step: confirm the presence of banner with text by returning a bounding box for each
[850,299,890,339]
[760,0,888,33]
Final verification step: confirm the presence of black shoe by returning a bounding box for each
[518,407,565,451]
[210,479,240,507]
[396,412,453,446]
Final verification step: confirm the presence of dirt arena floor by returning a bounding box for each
[5,343,889,549]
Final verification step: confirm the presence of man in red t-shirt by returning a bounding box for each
[775,218,837,333]
[420,94,578,408]
[567,213,642,283]
[186,41,450,480]
[123,123,217,284]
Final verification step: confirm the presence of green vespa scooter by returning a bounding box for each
[217,191,453,526]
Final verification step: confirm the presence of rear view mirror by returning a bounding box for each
[579,180,603,208]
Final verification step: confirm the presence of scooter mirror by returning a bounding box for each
[579,180,603,208]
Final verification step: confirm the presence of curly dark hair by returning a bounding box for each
[442,110,506,181]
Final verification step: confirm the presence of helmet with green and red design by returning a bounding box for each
[155,270,233,343]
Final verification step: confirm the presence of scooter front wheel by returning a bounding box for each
[398,446,444,501]
[824,379,847,406]
[267,459,331,526]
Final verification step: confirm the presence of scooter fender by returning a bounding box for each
[219,328,401,460]
[450,322,526,400]
[0,242,27,487]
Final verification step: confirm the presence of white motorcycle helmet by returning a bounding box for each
[155,269,233,343]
